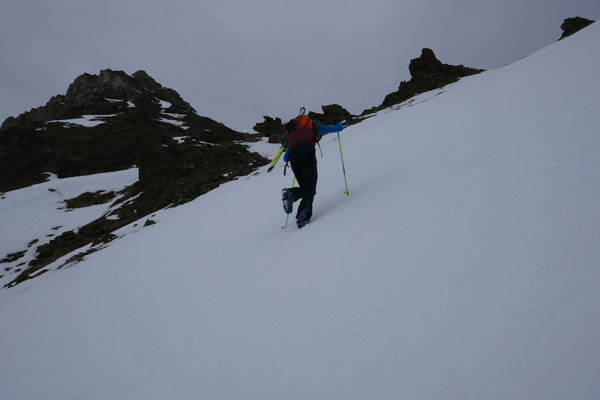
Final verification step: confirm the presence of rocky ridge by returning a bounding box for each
[559,17,595,40]
[257,48,485,132]
[367,48,484,114]
[2,70,193,129]
[259,16,595,128]
[1,69,268,287]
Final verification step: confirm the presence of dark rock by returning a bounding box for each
[267,134,280,144]
[365,48,484,113]
[253,116,285,141]
[1,251,26,264]
[91,233,118,247]
[64,191,116,209]
[1,69,195,130]
[559,17,595,40]
[0,69,261,193]
[135,141,266,210]
[308,104,352,125]
[58,248,99,269]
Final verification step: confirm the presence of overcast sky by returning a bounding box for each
[1,0,598,131]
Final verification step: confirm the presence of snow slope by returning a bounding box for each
[0,169,138,287]
[1,24,600,400]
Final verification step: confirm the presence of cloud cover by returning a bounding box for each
[1,0,599,131]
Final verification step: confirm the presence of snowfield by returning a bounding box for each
[1,23,600,400]
[0,168,138,288]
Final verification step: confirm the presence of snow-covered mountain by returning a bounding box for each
[1,22,599,400]
[0,69,270,287]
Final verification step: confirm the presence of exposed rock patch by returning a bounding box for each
[365,48,484,114]
[253,116,285,143]
[308,104,353,125]
[1,251,26,264]
[559,17,595,40]
[64,191,117,209]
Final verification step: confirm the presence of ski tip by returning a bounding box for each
[343,190,349,196]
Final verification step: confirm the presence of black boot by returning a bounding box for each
[282,189,294,214]
[296,206,312,228]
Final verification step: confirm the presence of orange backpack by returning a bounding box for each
[286,108,319,150]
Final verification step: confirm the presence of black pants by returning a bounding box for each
[288,145,318,219]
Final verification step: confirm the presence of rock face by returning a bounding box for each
[1,69,268,287]
[253,116,285,143]
[365,48,484,113]
[308,104,352,125]
[559,17,595,40]
[2,70,193,130]
[0,69,264,192]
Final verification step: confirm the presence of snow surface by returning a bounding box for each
[242,137,281,158]
[1,24,600,400]
[157,105,188,129]
[0,169,138,287]
[48,114,120,127]
[172,136,188,144]
[158,116,187,129]
[158,99,171,109]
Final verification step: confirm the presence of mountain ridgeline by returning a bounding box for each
[0,69,269,287]
[253,47,485,141]
[0,69,265,192]
[252,16,595,140]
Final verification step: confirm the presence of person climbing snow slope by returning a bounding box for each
[274,107,344,228]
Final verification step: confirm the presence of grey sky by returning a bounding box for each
[1,0,599,131]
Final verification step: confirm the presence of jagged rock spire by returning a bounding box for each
[559,17,595,40]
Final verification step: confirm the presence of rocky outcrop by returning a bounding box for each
[1,69,193,130]
[249,50,482,131]
[253,116,285,143]
[364,48,484,114]
[308,104,352,125]
[1,70,269,287]
[0,69,260,192]
[559,17,595,40]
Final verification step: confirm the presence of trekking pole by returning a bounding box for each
[337,132,349,195]
[282,176,296,229]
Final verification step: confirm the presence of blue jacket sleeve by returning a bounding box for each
[317,122,344,136]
